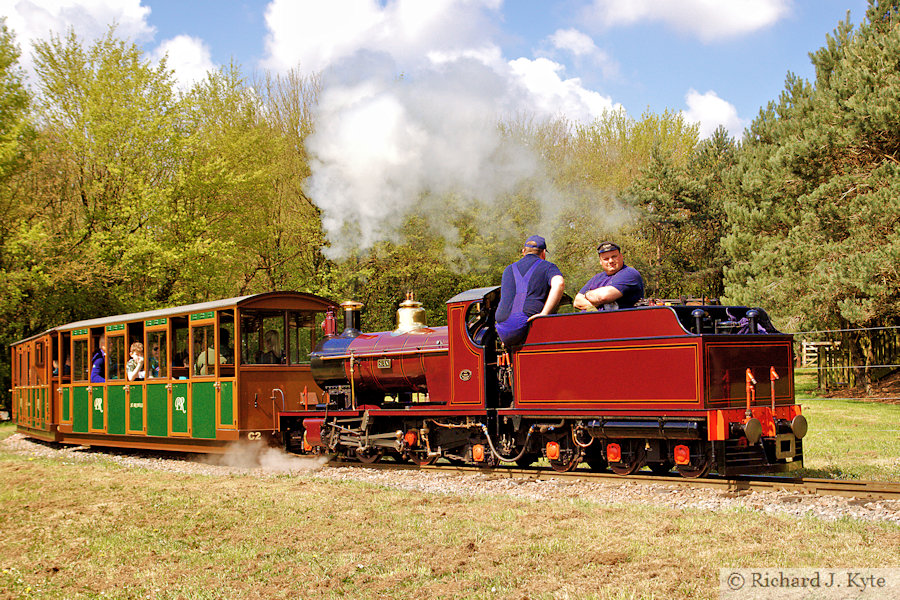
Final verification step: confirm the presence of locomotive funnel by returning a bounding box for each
[340,300,364,337]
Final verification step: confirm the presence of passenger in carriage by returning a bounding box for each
[573,241,645,311]
[219,328,234,364]
[495,234,565,347]
[256,329,283,364]
[126,342,145,381]
[148,343,160,378]
[90,336,106,383]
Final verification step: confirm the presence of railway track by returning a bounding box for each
[331,460,900,501]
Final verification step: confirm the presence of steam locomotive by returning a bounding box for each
[293,288,807,477]
[11,288,806,477]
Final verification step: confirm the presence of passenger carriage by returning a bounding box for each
[10,292,337,452]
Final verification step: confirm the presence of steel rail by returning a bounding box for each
[329,459,900,501]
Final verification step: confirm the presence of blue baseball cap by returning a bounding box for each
[524,235,547,251]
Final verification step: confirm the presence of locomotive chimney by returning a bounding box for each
[395,292,427,333]
[340,300,364,337]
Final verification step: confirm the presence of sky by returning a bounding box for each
[0,0,869,139]
[0,0,873,255]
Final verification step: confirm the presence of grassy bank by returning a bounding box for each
[1,446,898,600]
[1,379,898,600]
[794,372,900,481]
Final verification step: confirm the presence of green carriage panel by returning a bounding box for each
[128,385,145,433]
[73,386,90,433]
[171,382,189,435]
[91,387,105,431]
[107,385,127,435]
[220,381,234,427]
[146,384,168,437]
[191,382,216,439]
[62,387,70,422]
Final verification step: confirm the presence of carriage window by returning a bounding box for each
[147,331,167,379]
[73,339,89,381]
[193,324,217,376]
[34,344,45,386]
[107,336,126,380]
[241,312,285,365]
[173,323,189,371]
[219,312,235,366]
[289,311,321,365]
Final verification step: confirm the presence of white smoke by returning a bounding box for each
[259,0,628,258]
[207,439,330,473]
[305,53,554,256]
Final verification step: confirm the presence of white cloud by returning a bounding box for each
[151,35,216,91]
[261,0,502,74]
[682,89,745,139]
[544,28,617,78]
[0,0,154,74]
[508,57,617,123]
[549,28,598,57]
[585,0,791,42]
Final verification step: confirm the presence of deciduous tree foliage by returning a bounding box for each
[625,126,734,299]
[0,19,33,410]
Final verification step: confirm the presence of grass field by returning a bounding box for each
[1,410,899,600]
[795,373,900,481]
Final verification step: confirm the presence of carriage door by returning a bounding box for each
[70,330,91,433]
[105,326,127,435]
[189,312,217,439]
[58,332,73,427]
[145,324,170,437]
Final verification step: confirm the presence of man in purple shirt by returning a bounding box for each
[573,241,644,311]
[495,235,565,346]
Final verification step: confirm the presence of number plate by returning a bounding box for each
[377,358,391,369]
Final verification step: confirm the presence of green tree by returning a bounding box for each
[27,28,194,311]
[624,125,735,299]
[0,18,32,413]
[724,0,900,385]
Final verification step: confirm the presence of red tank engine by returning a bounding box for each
[293,288,807,476]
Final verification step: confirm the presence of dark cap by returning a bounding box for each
[596,241,620,254]
[524,235,547,251]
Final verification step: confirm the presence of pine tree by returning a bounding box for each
[724,0,900,386]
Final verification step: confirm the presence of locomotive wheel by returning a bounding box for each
[608,445,646,476]
[549,452,581,472]
[676,456,712,479]
[648,460,674,475]
[355,447,384,464]
[407,452,437,466]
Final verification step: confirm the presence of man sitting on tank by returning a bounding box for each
[495,234,565,347]
[573,241,644,311]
